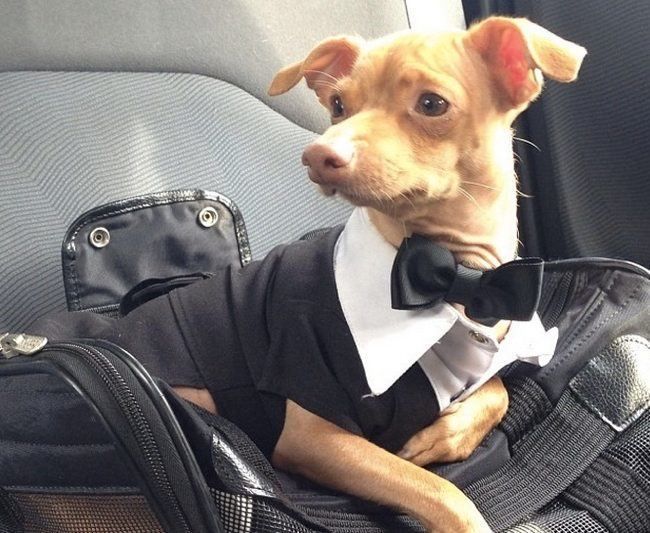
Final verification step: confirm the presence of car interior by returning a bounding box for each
[0,1,648,532]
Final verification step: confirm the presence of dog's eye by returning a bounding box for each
[415,93,449,116]
[330,95,345,118]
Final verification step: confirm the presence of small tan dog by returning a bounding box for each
[261,15,586,533]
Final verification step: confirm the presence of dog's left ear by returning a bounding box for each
[467,17,587,108]
[268,36,364,99]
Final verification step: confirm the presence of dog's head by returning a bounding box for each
[269,17,586,221]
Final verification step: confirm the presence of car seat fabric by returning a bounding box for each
[0,0,416,134]
[1,0,461,332]
[0,71,351,331]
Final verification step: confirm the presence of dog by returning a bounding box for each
[258,15,586,532]
[28,15,584,533]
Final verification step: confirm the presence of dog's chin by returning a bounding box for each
[320,185,372,207]
[315,183,364,204]
[317,183,427,217]
[314,174,452,218]
[318,184,338,197]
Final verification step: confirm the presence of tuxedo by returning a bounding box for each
[31,209,557,457]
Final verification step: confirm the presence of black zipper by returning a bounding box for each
[41,342,190,533]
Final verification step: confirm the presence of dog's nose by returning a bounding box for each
[302,141,354,184]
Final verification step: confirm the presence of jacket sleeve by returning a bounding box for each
[27,288,205,388]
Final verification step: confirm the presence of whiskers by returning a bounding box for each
[367,186,386,207]
[368,185,415,212]
[460,180,502,192]
[513,136,541,152]
[457,186,484,212]
[461,177,532,199]
[510,138,540,200]
[516,184,534,199]
[304,69,341,93]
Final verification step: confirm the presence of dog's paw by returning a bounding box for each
[398,408,476,465]
[397,377,508,466]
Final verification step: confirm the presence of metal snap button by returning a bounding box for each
[198,206,219,228]
[469,330,489,345]
[89,227,110,248]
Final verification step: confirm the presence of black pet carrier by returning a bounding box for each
[1,192,648,533]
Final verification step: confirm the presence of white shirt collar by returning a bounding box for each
[333,207,558,408]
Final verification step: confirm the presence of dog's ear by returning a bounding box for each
[268,36,363,99]
[467,17,587,108]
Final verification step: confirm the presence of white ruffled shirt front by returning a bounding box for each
[333,207,559,411]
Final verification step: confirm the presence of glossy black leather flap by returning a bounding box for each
[62,190,250,313]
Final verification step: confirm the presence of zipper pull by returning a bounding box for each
[0,333,48,358]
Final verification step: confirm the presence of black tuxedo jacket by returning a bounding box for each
[31,227,441,457]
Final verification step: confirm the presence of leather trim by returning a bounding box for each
[210,434,279,499]
[570,335,650,432]
[544,257,650,279]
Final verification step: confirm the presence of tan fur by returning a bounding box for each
[177,17,585,533]
[270,19,585,269]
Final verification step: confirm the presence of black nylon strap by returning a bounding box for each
[498,377,553,445]
[467,391,615,531]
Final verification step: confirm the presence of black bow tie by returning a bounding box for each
[390,235,544,325]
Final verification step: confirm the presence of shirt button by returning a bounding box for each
[451,386,468,403]
[469,330,490,345]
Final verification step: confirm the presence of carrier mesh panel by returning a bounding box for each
[0,488,22,533]
[294,506,424,533]
[211,491,254,533]
[201,409,281,491]
[506,501,608,533]
[198,374,648,533]
[210,490,316,533]
[0,71,352,331]
[604,412,650,489]
[9,492,163,533]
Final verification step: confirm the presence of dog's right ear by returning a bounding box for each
[466,17,586,109]
[268,36,363,99]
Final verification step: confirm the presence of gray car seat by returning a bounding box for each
[0,0,465,331]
